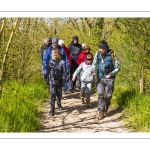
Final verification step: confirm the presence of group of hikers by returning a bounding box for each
[39,36,120,120]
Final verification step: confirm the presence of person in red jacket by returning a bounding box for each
[58,40,73,94]
[76,44,93,88]
[77,44,93,66]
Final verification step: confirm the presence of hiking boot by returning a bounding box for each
[76,84,81,89]
[79,93,81,98]
[86,101,90,107]
[58,104,63,111]
[104,106,108,114]
[81,97,85,104]
[50,103,55,116]
[69,90,74,93]
[98,110,104,120]
[77,85,81,89]
[49,110,54,116]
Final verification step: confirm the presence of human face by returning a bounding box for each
[44,40,50,46]
[60,44,64,48]
[52,52,60,60]
[86,60,92,64]
[73,39,78,44]
[52,42,58,48]
[98,48,107,55]
[84,49,89,53]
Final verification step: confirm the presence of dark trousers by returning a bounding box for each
[70,66,78,88]
[97,78,114,111]
[49,84,62,112]
[44,74,49,85]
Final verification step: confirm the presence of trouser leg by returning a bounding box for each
[56,85,63,110]
[70,66,78,88]
[97,80,105,111]
[62,83,67,92]
[85,83,92,101]
[80,82,86,97]
[80,82,86,104]
[62,72,69,92]
[49,85,56,115]
[105,79,114,108]
[76,73,81,88]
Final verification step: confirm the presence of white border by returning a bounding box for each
[0,12,150,18]
[1,0,150,12]
[0,133,150,138]
[0,1,150,149]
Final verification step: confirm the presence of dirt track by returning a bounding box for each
[38,89,132,133]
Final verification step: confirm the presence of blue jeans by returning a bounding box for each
[62,72,73,91]
[62,84,67,91]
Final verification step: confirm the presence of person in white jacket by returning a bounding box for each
[72,54,96,107]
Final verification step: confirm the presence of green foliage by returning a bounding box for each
[108,18,150,93]
[124,94,150,132]
[113,86,150,132]
[0,78,49,132]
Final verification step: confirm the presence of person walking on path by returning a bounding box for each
[40,37,52,63]
[77,44,93,66]
[76,44,93,89]
[72,54,96,107]
[92,40,120,120]
[43,37,70,82]
[58,39,73,94]
[58,40,72,67]
[47,48,67,116]
[40,37,52,83]
[68,36,82,90]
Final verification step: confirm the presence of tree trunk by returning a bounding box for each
[0,18,5,46]
[0,18,19,94]
[139,76,144,94]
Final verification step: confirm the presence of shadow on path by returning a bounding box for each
[38,88,130,133]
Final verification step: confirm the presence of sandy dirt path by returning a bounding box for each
[38,89,132,133]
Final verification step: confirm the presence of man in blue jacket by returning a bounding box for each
[40,37,52,64]
[43,37,70,80]
[40,37,52,83]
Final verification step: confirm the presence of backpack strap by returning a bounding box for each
[111,51,114,64]
[97,50,114,63]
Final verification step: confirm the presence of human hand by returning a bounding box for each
[92,71,96,76]
[72,78,76,82]
[105,74,111,79]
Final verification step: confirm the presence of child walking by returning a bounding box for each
[76,44,93,89]
[72,54,95,107]
[47,48,67,116]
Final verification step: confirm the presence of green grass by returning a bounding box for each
[0,78,49,132]
[113,86,150,132]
